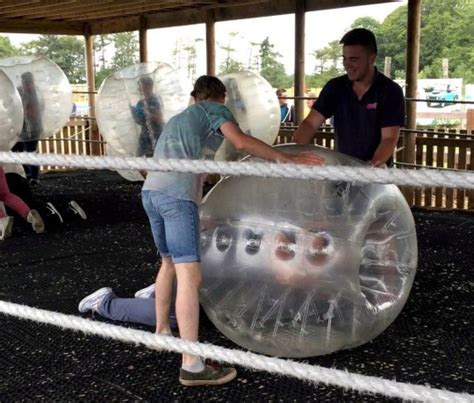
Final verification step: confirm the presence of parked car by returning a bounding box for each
[425,84,459,108]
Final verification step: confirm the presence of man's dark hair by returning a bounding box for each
[276,88,287,97]
[191,75,226,100]
[340,28,377,54]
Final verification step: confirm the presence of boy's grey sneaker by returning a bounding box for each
[78,287,114,313]
[27,209,45,234]
[0,216,14,240]
[134,283,155,299]
[179,363,237,386]
[69,200,87,220]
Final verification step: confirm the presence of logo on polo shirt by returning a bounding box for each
[366,102,377,110]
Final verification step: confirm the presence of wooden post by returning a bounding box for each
[84,25,100,156]
[139,16,148,63]
[467,109,474,133]
[206,10,216,76]
[404,0,421,163]
[294,0,305,126]
[442,58,449,78]
[402,0,421,204]
[384,56,392,78]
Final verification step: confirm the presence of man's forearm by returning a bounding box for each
[371,137,399,166]
[293,120,316,144]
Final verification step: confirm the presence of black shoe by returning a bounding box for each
[46,202,64,224]
[68,200,87,220]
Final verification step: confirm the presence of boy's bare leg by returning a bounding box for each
[174,261,202,365]
[155,256,176,335]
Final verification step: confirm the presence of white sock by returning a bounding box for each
[182,359,205,373]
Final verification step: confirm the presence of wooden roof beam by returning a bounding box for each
[0,0,148,19]
[0,0,41,11]
[0,0,110,18]
[0,17,83,34]
[49,2,187,22]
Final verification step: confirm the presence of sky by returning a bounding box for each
[6,1,406,76]
[146,0,407,75]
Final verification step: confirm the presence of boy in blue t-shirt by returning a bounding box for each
[141,75,323,386]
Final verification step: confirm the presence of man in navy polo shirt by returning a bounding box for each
[294,28,405,167]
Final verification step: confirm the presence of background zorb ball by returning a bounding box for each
[0,69,23,151]
[199,144,418,358]
[0,55,73,142]
[216,70,280,161]
[96,62,191,160]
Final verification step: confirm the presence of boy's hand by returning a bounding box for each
[285,152,326,166]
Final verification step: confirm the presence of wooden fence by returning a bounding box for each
[37,117,106,171]
[277,126,474,211]
[36,120,473,211]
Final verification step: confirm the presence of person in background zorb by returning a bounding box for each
[276,88,295,125]
[12,72,44,185]
[294,28,405,168]
[130,76,164,158]
[139,75,324,386]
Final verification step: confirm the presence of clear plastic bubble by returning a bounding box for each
[216,70,280,161]
[96,62,191,160]
[106,144,145,182]
[0,69,23,151]
[200,144,418,357]
[0,55,73,143]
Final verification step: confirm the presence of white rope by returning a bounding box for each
[0,300,472,403]
[1,151,474,189]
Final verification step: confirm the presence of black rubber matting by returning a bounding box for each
[0,170,472,401]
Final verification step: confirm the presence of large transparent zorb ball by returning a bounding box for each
[200,145,418,357]
[96,62,190,160]
[215,70,280,161]
[0,70,23,151]
[0,55,73,142]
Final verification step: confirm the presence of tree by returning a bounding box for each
[94,34,113,71]
[309,40,344,88]
[20,35,85,83]
[0,36,17,58]
[183,38,203,82]
[312,40,341,73]
[218,32,243,74]
[350,16,381,33]
[376,0,474,82]
[259,37,291,88]
[111,32,139,70]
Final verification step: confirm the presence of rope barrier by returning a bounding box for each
[1,151,474,190]
[0,300,472,403]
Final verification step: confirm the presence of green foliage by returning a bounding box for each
[20,35,85,83]
[376,0,474,83]
[111,32,139,70]
[0,36,17,58]
[258,37,291,88]
[375,6,407,76]
[350,16,381,33]
[308,40,344,89]
[93,32,139,85]
[219,58,243,74]
[310,0,474,84]
[95,68,114,88]
[219,32,243,75]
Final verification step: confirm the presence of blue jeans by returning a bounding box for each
[142,190,201,263]
[98,295,177,329]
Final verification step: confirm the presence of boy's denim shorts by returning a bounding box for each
[142,190,201,263]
